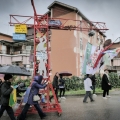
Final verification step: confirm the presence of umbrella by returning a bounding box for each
[20,67,31,76]
[0,65,31,76]
[59,71,72,76]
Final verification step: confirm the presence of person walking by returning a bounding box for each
[16,82,26,97]
[0,74,16,120]
[91,74,97,96]
[0,79,3,101]
[18,75,48,120]
[59,75,66,99]
[0,79,3,108]
[102,69,111,99]
[83,74,94,103]
[49,72,59,102]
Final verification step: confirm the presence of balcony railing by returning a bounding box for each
[107,66,120,70]
[113,58,120,66]
[107,58,120,71]
[0,50,31,55]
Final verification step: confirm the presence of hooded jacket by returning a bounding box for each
[27,75,47,105]
[84,77,92,91]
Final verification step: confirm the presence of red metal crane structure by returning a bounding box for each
[9,0,108,117]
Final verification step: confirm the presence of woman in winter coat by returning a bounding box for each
[0,74,16,120]
[102,69,111,99]
[18,75,48,120]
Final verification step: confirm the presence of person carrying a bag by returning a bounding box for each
[0,74,16,120]
[18,75,48,120]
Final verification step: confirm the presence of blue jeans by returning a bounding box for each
[19,103,46,120]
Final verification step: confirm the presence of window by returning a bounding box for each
[80,38,83,50]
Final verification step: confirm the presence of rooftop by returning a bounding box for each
[48,1,90,22]
[0,33,12,38]
[47,1,106,36]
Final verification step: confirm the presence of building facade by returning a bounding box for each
[47,1,106,78]
[0,33,33,69]
[0,1,107,79]
[107,42,120,76]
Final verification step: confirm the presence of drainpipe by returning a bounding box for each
[76,10,79,76]
[51,8,53,18]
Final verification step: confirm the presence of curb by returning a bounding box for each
[65,91,120,97]
[65,93,103,97]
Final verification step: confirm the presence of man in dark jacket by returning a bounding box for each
[49,72,59,102]
[91,74,97,96]
[0,74,16,120]
[0,79,3,96]
[16,82,26,97]
[0,79,3,106]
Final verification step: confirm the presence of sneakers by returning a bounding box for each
[107,95,111,98]
[103,97,107,99]
[93,94,97,96]
[61,97,66,99]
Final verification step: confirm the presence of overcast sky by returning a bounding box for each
[0,0,120,42]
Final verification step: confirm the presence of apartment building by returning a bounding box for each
[0,1,107,78]
[0,33,33,69]
[47,1,106,78]
[107,42,120,76]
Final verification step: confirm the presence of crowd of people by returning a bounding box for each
[83,69,111,103]
[0,69,112,119]
[0,72,66,120]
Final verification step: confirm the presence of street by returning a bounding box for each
[2,92,120,120]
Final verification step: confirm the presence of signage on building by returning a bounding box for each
[13,33,26,41]
[15,24,27,33]
[36,52,47,60]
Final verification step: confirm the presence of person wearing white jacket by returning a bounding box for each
[83,74,94,103]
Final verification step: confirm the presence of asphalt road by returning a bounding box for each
[1,92,120,120]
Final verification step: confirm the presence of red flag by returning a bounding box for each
[93,43,113,68]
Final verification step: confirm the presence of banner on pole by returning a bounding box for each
[82,43,102,74]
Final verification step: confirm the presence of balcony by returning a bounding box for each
[0,50,30,65]
[113,58,120,66]
[107,66,120,71]
[107,58,120,71]
[0,50,31,55]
